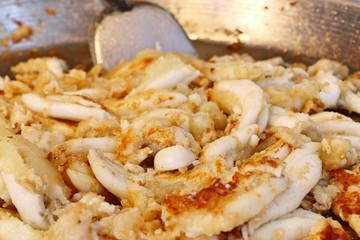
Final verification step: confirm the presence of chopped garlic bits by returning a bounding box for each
[0,50,358,239]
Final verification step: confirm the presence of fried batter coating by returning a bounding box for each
[0,51,359,239]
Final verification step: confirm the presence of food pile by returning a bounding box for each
[0,50,359,239]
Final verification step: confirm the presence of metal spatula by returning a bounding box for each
[89,0,196,71]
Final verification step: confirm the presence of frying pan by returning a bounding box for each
[0,0,359,75]
[0,0,359,237]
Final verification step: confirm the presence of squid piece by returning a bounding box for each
[131,108,191,132]
[307,120,360,137]
[306,112,360,152]
[63,88,110,102]
[231,124,261,148]
[160,139,292,237]
[0,208,45,240]
[211,80,269,132]
[308,59,349,109]
[268,106,310,131]
[0,135,70,229]
[47,137,118,194]
[330,168,360,237]
[257,67,309,89]
[88,150,160,218]
[22,93,114,121]
[236,140,292,178]
[201,55,282,82]
[108,89,187,119]
[312,71,341,109]
[243,143,322,236]
[203,136,242,167]
[145,157,231,205]
[88,149,129,199]
[148,137,291,205]
[117,111,199,165]
[248,209,324,240]
[304,218,350,240]
[66,161,105,194]
[339,81,360,114]
[58,137,117,154]
[0,172,10,204]
[309,111,353,122]
[154,145,196,171]
[161,171,288,238]
[128,54,201,97]
[202,123,269,168]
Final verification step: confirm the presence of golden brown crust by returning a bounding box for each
[2,51,360,239]
[330,169,360,191]
[237,156,281,170]
[330,168,360,237]
[163,175,239,215]
[332,191,360,220]
[305,218,350,240]
[319,224,350,240]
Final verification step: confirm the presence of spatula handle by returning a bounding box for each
[104,0,133,11]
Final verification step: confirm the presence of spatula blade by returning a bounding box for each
[89,2,196,70]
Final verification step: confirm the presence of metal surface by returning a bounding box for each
[0,0,105,74]
[0,0,359,75]
[89,1,196,70]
